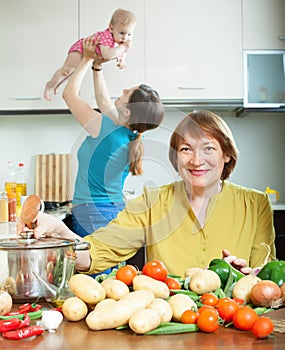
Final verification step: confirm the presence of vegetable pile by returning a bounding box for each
[60,258,285,338]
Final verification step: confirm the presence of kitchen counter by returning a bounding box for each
[0,306,284,349]
[272,202,285,211]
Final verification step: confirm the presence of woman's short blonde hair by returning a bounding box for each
[169,110,239,180]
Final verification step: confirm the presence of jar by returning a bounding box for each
[0,191,9,223]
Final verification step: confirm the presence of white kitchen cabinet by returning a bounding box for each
[144,0,243,100]
[242,0,285,50]
[79,0,145,108]
[0,0,78,111]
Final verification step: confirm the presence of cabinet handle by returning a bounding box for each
[278,35,285,40]
[178,86,206,90]
[14,97,41,100]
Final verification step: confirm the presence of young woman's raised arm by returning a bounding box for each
[62,55,102,137]
[83,36,119,123]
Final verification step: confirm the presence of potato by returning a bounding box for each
[95,298,117,312]
[69,274,106,305]
[232,275,261,304]
[0,290,13,316]
[102,278,130,300]
[147,298,173,323]
[189,270,221,294]
[168,293,197,322]
[132,275,170,299]
[86,290,155,330]
[184,267,204,278]
[62,296,88,321]
[129,308,161,334]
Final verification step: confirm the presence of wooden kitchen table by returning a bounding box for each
[0,308,284,349]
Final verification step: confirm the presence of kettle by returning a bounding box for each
[265,187,280,203]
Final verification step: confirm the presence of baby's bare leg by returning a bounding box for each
[44,51,82,101]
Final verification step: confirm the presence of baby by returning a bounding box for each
[44,8,136,101]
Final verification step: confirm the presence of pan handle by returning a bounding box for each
[74,240,90,251]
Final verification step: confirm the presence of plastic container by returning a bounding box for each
[16,162,27,207]
[5,161,17,222]
[265,187,280,204]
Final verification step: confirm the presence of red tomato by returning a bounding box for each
[251,317,274,339]
[142,260,168,282]
[116,265,138,286]
[200,293,219,307]
[198,305,218,315]
[197,309,220,333]
[232,297,245,306]
[181,310,199,324]
[216,297,239,323]
[232,306,259,331]
[165,277,181,293]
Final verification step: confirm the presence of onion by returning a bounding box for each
[0,290,13,315]
[250,280,282,308]
[280,282,285,303]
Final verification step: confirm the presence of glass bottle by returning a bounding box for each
[33,252,76,308]
[0,191,9,223]
[16,163,27,208]
[5,161,16,222]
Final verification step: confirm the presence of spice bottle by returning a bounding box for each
[0,191,9,223]
[16,163,27,208]
[5,161,17,222]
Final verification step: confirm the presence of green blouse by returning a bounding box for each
[84,181,276,276]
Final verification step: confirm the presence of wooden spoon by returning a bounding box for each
[20,194,42,229]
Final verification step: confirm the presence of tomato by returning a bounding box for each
[200,293,219,307]
[198,305,218,315]
[232,306,259,331]
[142,260,168,282]
[216,298,238,323]
[116,265,138,286]
[181,310,199,324]
[165,277,181,293]
[197,309,220,333]
[232,297,245,306]
[251,317,274,339]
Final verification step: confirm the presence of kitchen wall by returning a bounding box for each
[0,110,284,201]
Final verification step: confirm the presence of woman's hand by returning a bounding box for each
[222,249,252,274]
[83,35,108,69]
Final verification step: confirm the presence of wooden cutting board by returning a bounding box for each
[35,154,73,203]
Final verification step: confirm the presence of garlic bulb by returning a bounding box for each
[41,310,63,333]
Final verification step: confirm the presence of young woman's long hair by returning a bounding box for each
[127,84,164,175]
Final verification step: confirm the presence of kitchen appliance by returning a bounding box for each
[0,233,89,302]
[243,50,285,108]
[35,153,73,208]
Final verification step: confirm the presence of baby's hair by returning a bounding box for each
[110,8,136,26]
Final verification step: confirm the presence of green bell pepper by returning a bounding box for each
[208,258,244,290]
[257,260,285,287]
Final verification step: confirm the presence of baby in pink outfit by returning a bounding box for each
[44,8,136,101]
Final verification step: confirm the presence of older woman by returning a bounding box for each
[20,111,275,276]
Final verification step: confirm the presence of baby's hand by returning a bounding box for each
[116,57,127,69]
[122,40,132,51]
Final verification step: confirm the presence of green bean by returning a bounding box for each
[146,323,199,335]
[0,310,42,321]
[169,289,199,301]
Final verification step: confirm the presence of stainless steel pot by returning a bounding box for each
[0,233,89,302]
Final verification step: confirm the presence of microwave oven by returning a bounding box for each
[243,50,285,108]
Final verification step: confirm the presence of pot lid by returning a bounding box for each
[0,235,76,250]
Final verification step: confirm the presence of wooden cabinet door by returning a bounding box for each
[144,0,243,100]
[0,0,78,111]
[79,0,145,108]
[242,0,285,50]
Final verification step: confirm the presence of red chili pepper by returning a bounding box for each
[0,318,21,332]
[2,325,45,340]
[18,314,30,329]
[5,303,42,316]
[0,314,30,332]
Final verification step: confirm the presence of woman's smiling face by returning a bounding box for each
[177,132,230,191]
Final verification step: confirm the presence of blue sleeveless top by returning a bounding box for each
[72,115,136,204]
